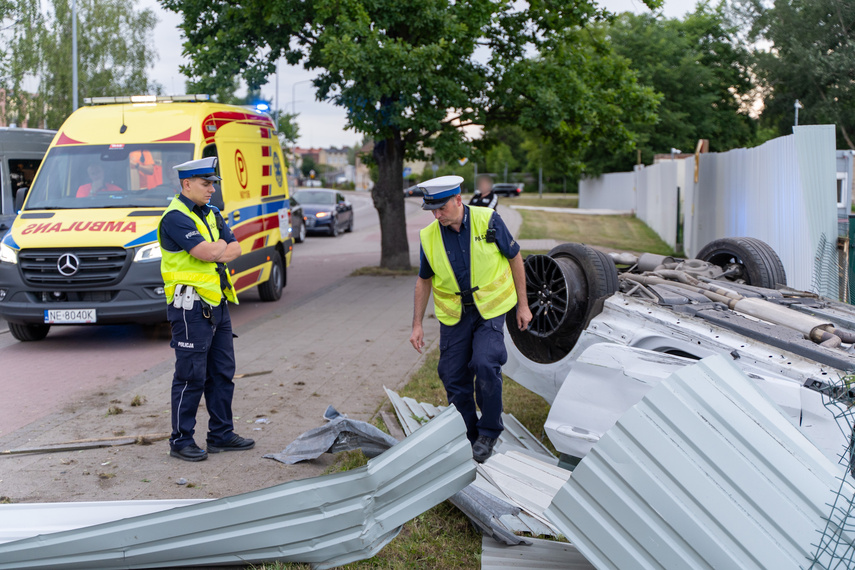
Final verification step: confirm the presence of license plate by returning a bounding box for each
[44,309,97,324]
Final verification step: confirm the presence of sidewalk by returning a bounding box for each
[0,275,440,503]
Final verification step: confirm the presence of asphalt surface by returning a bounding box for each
[0,190,430,439]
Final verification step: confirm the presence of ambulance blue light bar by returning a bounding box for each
[83,94,212,105]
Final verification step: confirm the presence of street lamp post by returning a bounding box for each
[292,79,313,116]
[72,0,78,111]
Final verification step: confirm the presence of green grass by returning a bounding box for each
[519,209,675,256]
[262,347,553,569]
[507,193,578,208]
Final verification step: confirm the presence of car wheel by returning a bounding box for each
[295,220,306,243]
[329,217,339,237]
[506,243,618,364]
[8,322,50,342]
[345,217,353,233]
[696,237,786,289]
[258,253,285,302]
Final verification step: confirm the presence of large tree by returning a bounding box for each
[582,3,757,173]
[1,0,159,129]
[745,0,855,149]
[163,0,659,269]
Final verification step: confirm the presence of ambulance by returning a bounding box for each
[0,95,293,341]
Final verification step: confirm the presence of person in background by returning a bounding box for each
[469,175,498,210]
[130,149,161,189]
[76,163,122,198]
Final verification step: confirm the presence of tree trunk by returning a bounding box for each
[371,136,411,270]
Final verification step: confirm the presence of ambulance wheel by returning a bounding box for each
[506,243,618,364]
[8,322,50,342]
[258,254,284,302]
[696,237,786,289]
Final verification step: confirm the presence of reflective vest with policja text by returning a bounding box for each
[420,206,517,325]
[157,196,238,306]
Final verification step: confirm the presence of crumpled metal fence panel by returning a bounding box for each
[0,406,475,570]
[545,354,853,570]
[481,535,596,569]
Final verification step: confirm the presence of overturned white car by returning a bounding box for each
[504,238,855,465]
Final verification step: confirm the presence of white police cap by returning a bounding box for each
[419,175,463,210]
[175,157,221,181]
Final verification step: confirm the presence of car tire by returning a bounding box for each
[506,243,618,364]
[345,217,353,233]
[295,220,306,243]
[8,322,50,342]
[329,217,339,237]
[258,253,285,302]
[696,237,787,289]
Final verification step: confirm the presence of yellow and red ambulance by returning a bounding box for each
[0,95,293,341]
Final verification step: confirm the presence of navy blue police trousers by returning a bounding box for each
[167,300,236,451]
[437,307,508,443]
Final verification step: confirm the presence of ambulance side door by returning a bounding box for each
[212,121,282,291]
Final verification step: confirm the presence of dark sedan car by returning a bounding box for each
[404,184,424,197]
[289,195,307,243]
[492,182,524,196]
[293,189,354,237]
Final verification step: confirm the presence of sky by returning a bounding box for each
[140,0,698,149]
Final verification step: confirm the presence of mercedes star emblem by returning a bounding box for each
[57,253,81,276]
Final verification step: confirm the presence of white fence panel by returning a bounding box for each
[578,171,635,210]
[580,126,839,297]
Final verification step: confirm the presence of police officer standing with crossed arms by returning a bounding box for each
[410,175,532,463]
[158,157,254,462]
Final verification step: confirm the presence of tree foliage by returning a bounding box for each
[162,0,660,268]
[582,3,757,172]
[745,0,855,149]
[0,0,158,129]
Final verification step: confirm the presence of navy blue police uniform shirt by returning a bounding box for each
[419,206,520,305]
[160,193,237,253]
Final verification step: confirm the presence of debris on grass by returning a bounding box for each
[106,405,123,416]
[130,395,146,407]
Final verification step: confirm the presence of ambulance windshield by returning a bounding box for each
[24,143,195,210]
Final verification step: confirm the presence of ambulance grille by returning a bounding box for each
[18,248,128,286]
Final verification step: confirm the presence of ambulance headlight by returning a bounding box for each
[0,242,17,264]
[134,242,161,262]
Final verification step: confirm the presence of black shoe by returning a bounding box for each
[169,443,208,462]
[472,435,497,464]
[207,434,255,453]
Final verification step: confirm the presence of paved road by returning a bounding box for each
[0,191,432,438]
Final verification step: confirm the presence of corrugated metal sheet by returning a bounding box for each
[0,500,207,544]
[481,536,596,570]
[385,389,567,541]
[0,406,475,570]
[545,354,854,570]
[383,387,556,460]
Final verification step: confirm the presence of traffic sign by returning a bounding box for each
[403,167,412,177]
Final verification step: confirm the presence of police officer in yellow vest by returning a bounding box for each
[158,157,254,462]
[410,175,532,463]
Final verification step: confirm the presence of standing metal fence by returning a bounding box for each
[578,125,840,298]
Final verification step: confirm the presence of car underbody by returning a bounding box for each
[503,238,855,464]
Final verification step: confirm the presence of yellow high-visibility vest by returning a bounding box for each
[157,196,238,306]
[420,206,516,325]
